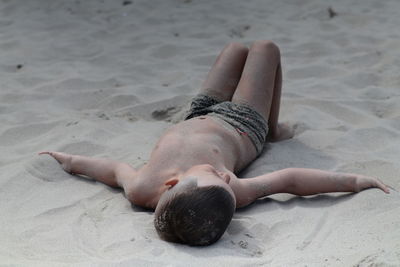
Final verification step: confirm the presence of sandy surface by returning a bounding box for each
[1,0,400,266]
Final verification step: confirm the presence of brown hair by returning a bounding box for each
[154,186,235,246]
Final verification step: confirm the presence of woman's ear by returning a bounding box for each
[165,178,179,188]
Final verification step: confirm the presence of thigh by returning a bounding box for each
[231,40,281,120]
[200,43,248,101]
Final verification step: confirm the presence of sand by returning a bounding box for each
[1,0,399,266]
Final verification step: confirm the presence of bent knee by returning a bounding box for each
[251,40,280,57]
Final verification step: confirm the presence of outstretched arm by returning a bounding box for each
[39,151,137,189]
[235,168,389,208]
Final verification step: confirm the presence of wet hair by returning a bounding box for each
[154,185,235,246]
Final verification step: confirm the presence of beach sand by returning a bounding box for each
[1,0,399,266]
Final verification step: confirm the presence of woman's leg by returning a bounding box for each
[200,43,248,101]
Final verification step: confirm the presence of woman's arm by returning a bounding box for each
[235,168,389,208]
[38,151,137,189]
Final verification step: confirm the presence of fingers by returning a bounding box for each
[38,151,70,164]
[375,178,390,194]
[38,151,61,160]
[39,151,66,157]
[38,151,52,155]
[387,185,398,193]
[367,176,390,194]
[39,151,73,173]
[38,151,60,160]
[358,175,390,194]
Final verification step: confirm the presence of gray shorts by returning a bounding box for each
[185,94,268,155]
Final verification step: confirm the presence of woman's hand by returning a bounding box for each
[355,175,390,194]
[39,151,137,189]
[39,151,73,173]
